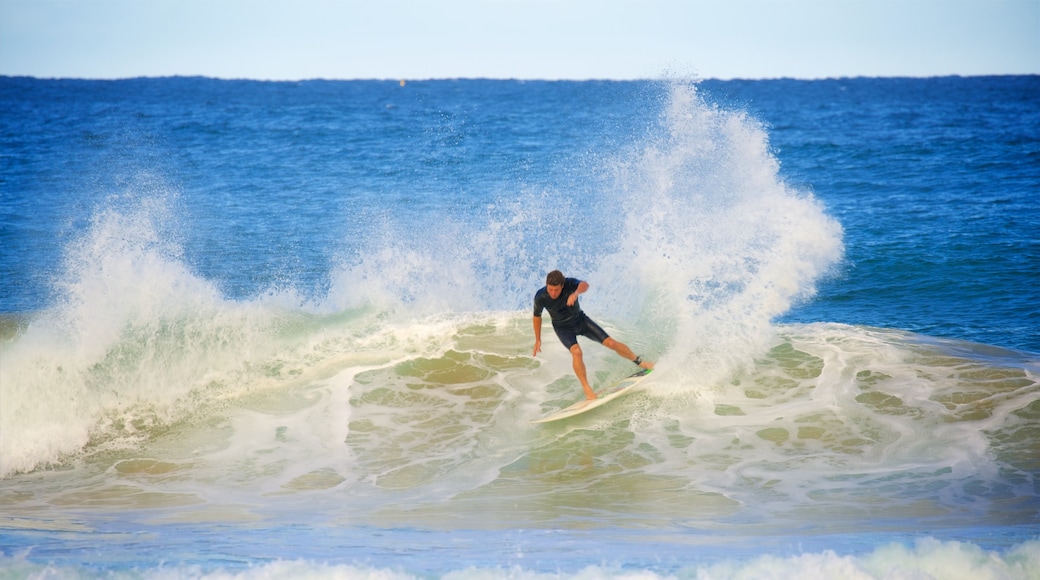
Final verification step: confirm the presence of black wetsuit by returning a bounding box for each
[533,277,610,349]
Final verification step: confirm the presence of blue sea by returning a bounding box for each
[1,75,1038,579]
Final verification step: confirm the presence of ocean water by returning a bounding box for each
[0,75,1038,579]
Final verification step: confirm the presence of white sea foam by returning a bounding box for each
[0,197,309,476]
[3,538,1036,579]
[594,81,843,387]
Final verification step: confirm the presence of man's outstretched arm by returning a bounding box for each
[532,315,543,357]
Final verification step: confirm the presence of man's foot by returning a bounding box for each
[633,356,654,370]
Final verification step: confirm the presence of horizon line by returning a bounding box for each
[4,73,1038,83]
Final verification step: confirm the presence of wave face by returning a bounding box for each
[1,81,845,478]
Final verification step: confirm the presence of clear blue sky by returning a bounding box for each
[1,0,1037,80]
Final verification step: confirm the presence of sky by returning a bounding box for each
[1,0,1037,80]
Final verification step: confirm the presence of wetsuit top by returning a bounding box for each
[533,277,584,328]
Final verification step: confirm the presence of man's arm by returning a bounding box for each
[532,315,543,357]
[568,280,589,306]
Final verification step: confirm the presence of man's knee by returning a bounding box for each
[603,337,617,349]
[569,344,583,358]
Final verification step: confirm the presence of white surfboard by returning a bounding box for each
[531,368,653,424]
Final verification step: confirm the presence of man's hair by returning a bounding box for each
[546,270,565,286]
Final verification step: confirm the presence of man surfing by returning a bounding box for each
[532,270,654,400]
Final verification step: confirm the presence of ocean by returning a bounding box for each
[0,75,1037,579]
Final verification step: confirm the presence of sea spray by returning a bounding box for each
[597,81,844,386]
[322,175,595,317]
[323,80,843,390]
[0,196,304,476]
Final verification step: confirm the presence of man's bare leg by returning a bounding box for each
[603,337,654,370]
[569,344,597,400]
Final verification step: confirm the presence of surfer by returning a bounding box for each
[532,270,654,400]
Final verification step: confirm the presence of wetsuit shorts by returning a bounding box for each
[554,313,610,350]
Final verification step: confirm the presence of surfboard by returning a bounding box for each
[531,368,653,424]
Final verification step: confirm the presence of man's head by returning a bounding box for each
[546,270,565,299]
[546,270,565,287]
